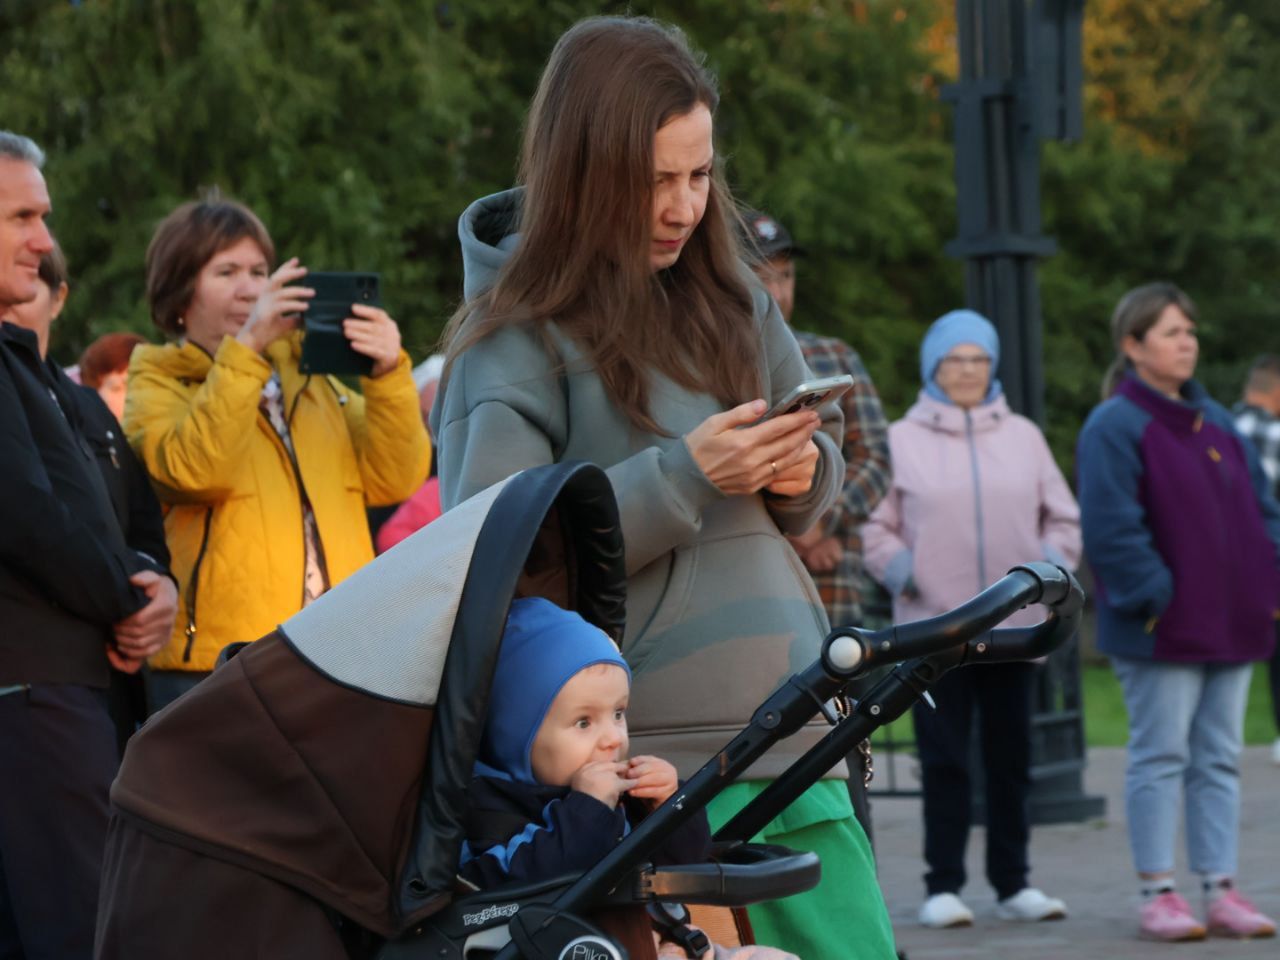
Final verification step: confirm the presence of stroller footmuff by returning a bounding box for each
[96,462,1084,960]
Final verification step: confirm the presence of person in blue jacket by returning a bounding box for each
[1077,282,1280,942]
[459,597,710,890]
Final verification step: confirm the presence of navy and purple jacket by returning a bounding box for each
[1077,375,1280,663]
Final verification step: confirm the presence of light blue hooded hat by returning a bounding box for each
[477,597,631,784]
[920,309,1003,404]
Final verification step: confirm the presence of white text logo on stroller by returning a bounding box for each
[460,902,519,926]
[559,937,622,960]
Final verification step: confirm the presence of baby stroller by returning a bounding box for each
[96,462,1082,960]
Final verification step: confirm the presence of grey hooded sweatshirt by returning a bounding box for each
[431,188,846,779]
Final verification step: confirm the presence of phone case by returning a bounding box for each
[299,272,380,377]
[756,375,855,422]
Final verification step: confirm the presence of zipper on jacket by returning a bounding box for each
[259,406,326,610]
[322,374,349,406]
[964,410,987,590]
[287,375,311,428]
[183,507,214,662]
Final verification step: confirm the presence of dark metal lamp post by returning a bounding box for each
[943,0,1105,824]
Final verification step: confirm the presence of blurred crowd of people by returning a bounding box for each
[3,15,1280,958]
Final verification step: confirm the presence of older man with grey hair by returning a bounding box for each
[0,132,53,305]
[0,131,158,959]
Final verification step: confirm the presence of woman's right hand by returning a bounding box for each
[685,400,821,496]
[235,257,313,354]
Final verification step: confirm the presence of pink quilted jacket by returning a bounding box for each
[862,391,1081,628]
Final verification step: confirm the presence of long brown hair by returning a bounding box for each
[1101,282,1197,398]
[441,16,760,434]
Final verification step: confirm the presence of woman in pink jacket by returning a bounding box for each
[862,309,1081,929]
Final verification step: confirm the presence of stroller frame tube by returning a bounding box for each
[718,564,1082,842]
[490,563,1082,959]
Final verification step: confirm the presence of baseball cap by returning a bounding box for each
[738,209,805,259]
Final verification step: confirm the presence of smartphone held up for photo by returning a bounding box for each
[298,271,381,377]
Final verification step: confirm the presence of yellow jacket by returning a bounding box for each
[124,333,431,671]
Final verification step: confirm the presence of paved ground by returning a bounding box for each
[869,746,1280,960]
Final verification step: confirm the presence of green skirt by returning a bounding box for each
[706,780,896,960]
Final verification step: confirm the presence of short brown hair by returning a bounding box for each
[80,332,148,388]
[37,237,69,291]
[145,189,274,337]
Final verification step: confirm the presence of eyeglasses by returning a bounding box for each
[939,355,992,370]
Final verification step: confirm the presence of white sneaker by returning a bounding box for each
[1271,737,1280,766]
[919,892,975,928]
[995,887,1067,921]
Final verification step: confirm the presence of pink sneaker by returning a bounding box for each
[1139,891,1206,942]
[1206,889,1277,939]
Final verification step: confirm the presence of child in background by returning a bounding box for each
[459,596,709,889]
[80,332,147,421]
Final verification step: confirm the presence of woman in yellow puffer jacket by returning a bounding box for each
[125,193,430,710]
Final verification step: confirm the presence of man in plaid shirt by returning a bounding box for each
[742,210,892,842]
[741,211,892,631]
[1233,354,1280,766]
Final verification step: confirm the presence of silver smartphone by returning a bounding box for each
[754,374,855,423]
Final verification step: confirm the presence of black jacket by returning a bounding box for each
[0,322,147,687]
[459,774,712,890]
[69,381,170,577]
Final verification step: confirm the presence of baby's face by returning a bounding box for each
[530,663,630,786]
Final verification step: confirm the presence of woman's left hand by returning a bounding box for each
[343,304,402,378]
[765,439,819,497]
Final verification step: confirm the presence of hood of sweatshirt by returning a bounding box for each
[458,188,524,302]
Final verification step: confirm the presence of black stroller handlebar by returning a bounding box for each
[715,562,1084,843]
[632,843,821,907]
[821,561,1082,677]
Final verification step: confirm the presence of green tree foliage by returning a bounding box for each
[3,0,516,362]
[3,0,1278,470]
[1,0,952,408]
[673,0,959,404]
[1041,0,1280,465]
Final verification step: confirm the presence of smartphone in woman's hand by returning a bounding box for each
[751,375,854,425]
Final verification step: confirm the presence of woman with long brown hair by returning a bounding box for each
[432,16,895,959]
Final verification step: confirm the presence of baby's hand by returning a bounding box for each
[626,755,679,808]
[571,760,635,809]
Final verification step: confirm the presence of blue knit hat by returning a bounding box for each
[920,309,1003,404]
[477,597,631,784]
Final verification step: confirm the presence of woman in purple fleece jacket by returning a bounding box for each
[1077,282,1280,943]
[863,310,1081,930]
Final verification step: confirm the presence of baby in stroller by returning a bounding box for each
[460,596,709,888]
[464,597,796,960]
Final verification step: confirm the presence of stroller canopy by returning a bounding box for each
[106,463,626,939]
